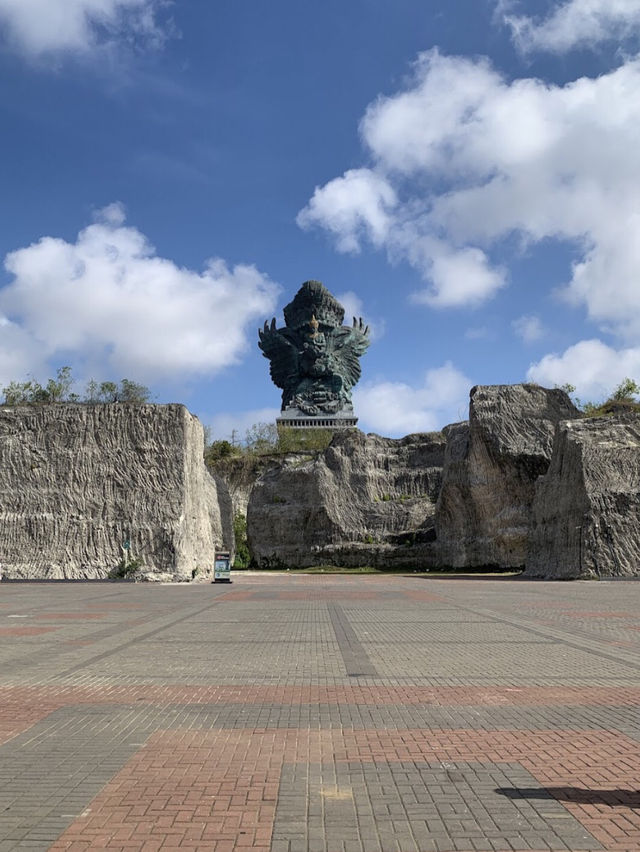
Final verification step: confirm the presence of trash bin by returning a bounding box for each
[213,550,231,583]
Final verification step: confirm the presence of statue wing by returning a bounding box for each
[258,320,299,390]
[332,319,371,391]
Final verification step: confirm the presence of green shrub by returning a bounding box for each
[109,557,142,580]
[2,367,151,406]
[276,426,333,453]
[233,513,250,569]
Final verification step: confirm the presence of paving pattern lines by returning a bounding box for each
[44,727,640,852]
[4,576,640,850]
[6,684,640,749]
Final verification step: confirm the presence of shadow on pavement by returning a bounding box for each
[496,786,640,807]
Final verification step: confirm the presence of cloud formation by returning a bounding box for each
[298,49,640,338]
[528,339,640,403]
[0,203,279,384]
[512,314,544,343]
[297,169,397,254]
[354,362,470,436]
[0,0,168,58]
[501,0,640,53]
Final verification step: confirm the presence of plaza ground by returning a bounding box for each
[2,573,640,851]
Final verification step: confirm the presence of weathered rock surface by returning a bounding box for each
[247,430,446,568]
[435,384,579,568]
[212,454,284,519]
[0,404,231,581]
[525,415,640,578]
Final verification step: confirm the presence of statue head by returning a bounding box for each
[283,280,345,330]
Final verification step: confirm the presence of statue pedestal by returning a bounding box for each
[277,407,358,430]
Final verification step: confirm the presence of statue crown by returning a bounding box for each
[283,280,345,330]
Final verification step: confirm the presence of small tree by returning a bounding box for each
[98,381,118,403]
[245,422,279,454]
[2,379,31,405]
[2,368,151,406]
[85,379,100,404]
[45,366,74,402]
[204,439,239,466]
[119,378,151,403]
[233,513,250,568]
[611,378,640,401]
[2,366,74,404]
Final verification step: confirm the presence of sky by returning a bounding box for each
[1,0,640,438]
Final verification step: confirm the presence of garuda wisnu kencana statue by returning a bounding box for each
[258,280,370,417]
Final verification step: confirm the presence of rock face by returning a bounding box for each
[435,384,579,568]
[247,430,445,568]
[0,404,231,581]
[525,415,640,578]
[212,454,283,519]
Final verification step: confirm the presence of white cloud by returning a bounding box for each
[334,290,385,341]
[407,237,507,308]
[1,203,279,382]
[0,315,46,389]
[512,314,545,343]
[296,168,397,254]
[501,0,640,54]
[206,407,281,444]
[354,362,471,436]
[298,50,640,334]
[0,0,168,58]
[527,339,640,401]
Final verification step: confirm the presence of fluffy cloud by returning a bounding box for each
[501,0,640,53]
[512,314,545,343]
[0,315,46,389]
[354,362,471,436]
[298,49,640,335]
[0,203,279,382]
[297,169,397,254]
[0,0,167,57]
[527,339,640,401]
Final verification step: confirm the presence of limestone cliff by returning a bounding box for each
[0,404,231,580]
[247,430,445,568]
[435,384,579,568]
[211,454,284,519]
[525,415,640,578]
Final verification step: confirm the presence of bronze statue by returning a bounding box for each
[259,281,370,417]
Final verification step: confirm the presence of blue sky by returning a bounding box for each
[1,0,640,438]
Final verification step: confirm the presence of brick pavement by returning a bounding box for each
[2,575,640,850]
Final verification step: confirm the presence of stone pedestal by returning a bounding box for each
[277,406,358,429]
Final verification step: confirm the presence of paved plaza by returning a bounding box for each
[2,574,640,851]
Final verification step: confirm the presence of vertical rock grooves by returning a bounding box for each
[0,404,230,580]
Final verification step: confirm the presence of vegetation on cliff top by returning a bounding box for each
[559,377,640,417]
[204,421,334,469]
[1,366,151,406]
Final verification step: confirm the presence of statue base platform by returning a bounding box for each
[277,407,358,430]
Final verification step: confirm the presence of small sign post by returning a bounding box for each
[213,550,231,583]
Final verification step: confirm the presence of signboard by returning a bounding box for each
[213,551,231,583]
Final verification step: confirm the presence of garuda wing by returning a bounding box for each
[258,320,299,391]
[331,319,371,391]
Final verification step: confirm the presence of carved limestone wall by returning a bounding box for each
[0,403,231,580]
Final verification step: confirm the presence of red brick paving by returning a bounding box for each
[4,576,640,851]
[3,682,640,744]
[50,727,640,852]
[0,625,60,637]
